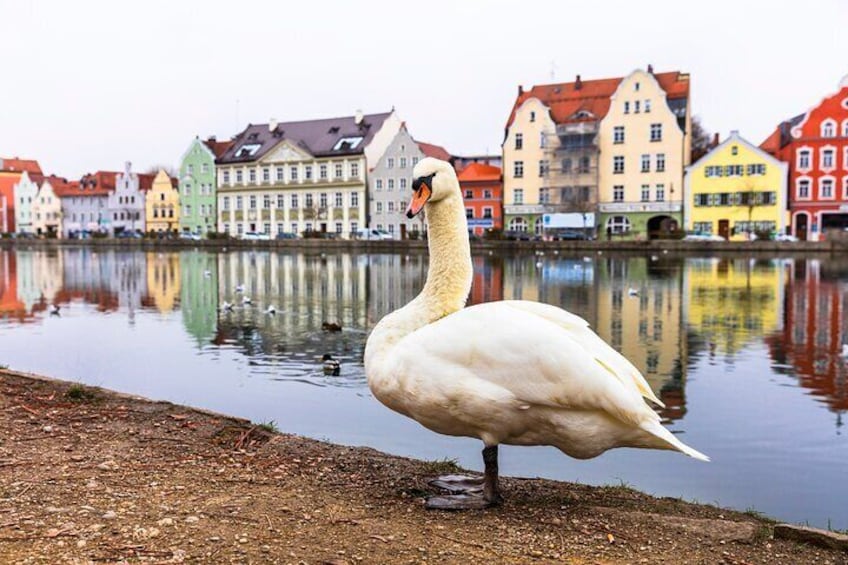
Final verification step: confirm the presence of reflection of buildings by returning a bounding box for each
[181,251,218,345]
[365,254,426,326]
[57,247,119,312]
[470,255,504,305]
[0,251,29,322]
[13,250,64,312]
[145,252,181,313]
[684,258,786,356]
[767,259,848,427]
[595,257,687,421]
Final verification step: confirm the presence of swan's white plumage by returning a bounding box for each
[365,157,708,467]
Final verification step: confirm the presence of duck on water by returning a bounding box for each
[364,158,708,510]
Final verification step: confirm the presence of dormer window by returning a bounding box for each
[821,120,836,138]
[235,144,261,158]
[333,136,364,151]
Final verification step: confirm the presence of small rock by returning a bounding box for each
[96,460,118,471]
[76,539,86,548]
[239,537,247,543]
[101,511,117,520]
[43,425,53,433]
[773,523,848,551]
[208,536,220,542]
[185,516,199,523]
[261,545,270,552]
[157,517,174,526]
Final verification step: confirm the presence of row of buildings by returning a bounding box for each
[2,69,847,240]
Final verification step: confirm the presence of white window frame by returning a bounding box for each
[514,161,524,178]
[613,156,624,174]
[797,147,812,171]
[514,133,523,150]
[650,123,662,142]
[821,119,836,138]
[613,126,624,144]
[796,176,812,200]
[842,119,848,137]
[843,176,848,199]
[821,145,836,171]
[819,176,836,200]
[640,185,650,202]
[613,185,624,202]
[655,184,665,202]
[656,153,666,172]
[640,154,650,172]
[606,215,631,234]
[513,188,524,205]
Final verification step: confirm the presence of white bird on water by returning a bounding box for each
[235,283,245,293]
[266,305,277,315]
[203,270,212,278]
[220,301,234,312]
[242,296,252,306]
[365,158,707,510]
[628,287,640,297]
[48,304,61,316]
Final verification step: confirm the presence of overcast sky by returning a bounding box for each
[1,0,846,178]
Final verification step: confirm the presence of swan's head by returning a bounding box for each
[406,157,458,218]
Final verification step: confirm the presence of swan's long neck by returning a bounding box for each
[365,191,472,366]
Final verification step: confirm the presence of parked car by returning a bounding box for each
[241,231,270,241]
[774,233,799,242]
[354,228,393,240]
[683,232,725,242]
[275,232,299,240]
[179,232,202,241]
[551,230,587,241]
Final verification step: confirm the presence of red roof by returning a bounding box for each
[47,176,80,197]
[505,70,690,129]
[416,141,451,161]
[79,171,119,194]
[759,127,782,154]
[0,157,42,175]
[203,138,233,158]
[138,173,155,191]
[457,162,501,182]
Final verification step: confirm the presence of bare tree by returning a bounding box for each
[145,164,178,178]
[691,116,714,163]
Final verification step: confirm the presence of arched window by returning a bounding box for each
[842,119,848,137]
[508,217,527,232]
[821,119,836,138]
[606,215,631,234]
[534,217,544,236]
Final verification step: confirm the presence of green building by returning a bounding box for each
[180,250,219,346]
[178,137,231,235]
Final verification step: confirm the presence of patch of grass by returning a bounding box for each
[257,420,279,433]
[744,507,776,523]
[421,457,461,475]
[826,518,847,534]
[65,384,98,402]
[0,364,8,370]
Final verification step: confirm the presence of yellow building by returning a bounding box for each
[145,170,180,234]
[684,131,788,240]
[683,258,786,355]
[146,252,181,313]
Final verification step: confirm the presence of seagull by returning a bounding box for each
[203,270,212,278]
[220,301,234,312]
[48,304,61,316]
[322,354,341,376]
[266,305,277,315]
[582,256,592,262]
[535,261,543,268]
[242,296,252,306]
[235,283,245,293]
[628,288,640,297]
[650,255,659,262]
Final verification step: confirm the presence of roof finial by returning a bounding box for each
[575,75,582,90]
[647,63,654,74]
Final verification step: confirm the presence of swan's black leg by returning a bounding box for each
[425,445,502,510]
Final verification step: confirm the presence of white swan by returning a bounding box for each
[364,158,708,510]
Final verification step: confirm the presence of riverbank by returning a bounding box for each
[1,369,846,564]
[1,235,846,255]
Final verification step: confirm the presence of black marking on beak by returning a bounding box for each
[412,173,435,192]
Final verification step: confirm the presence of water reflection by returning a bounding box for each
[1,246,847,527]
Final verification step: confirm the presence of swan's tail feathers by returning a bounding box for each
[641,420,710,462]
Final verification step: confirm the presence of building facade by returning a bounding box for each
[12,171,42,234]
[761,76,848,241]
[457,163,503,236]
[66,171,116,237]
[31,176,68,237]
[178,137,231,235]
[0,157,42,233]
[597,69,691,239]
[684,131,788,240]
[107,162,151,235]
[217,110,401,238]
[146,170,180,234]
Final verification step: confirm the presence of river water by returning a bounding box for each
[1,246,846,529]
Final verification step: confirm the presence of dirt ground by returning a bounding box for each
[1,369,845,564]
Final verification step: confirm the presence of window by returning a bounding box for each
[276,222,284,234]
[277,195,284,208]
[319,164,328,179]
[641,154,650,172]
[693,221,712,233]
[335,222,343,234]
[399,178,407,190]
[797,149,811,170]
[305,193,313,208]
[513,188,524,205]
[387,157,395,168]
[235,170,243,183]
[237,223,243,235]
[222,196,230,211]
[236,196,243,210]
[613,126,625,144]
[464,189,473,199]
[645,99,651,113]
[640,185,650,202]
[515,133,523,150]
[387,201,395,212]
[650,123,662,142]
[655,184,665,202]
[624,101,630,114]
[562,158,572,173]
[726,165,744,177]
[483,207,492,219]
[350,221,358,234]
[797,179,810,199]
[705,165,723,178]
[822,120,836,138]
[291,193,299,208]
[183,183,191,196]
[606,215,631,234]
[465,208,473,219]
[634,82,640,92]
[263,222,270,234]
[263,194,271,209]
[514,161,524,178]
[201,163,209,174]
[376,179,383,190]
[334,163,343,178]
[731,145,738,156]
[396,157,406,170]
[249,195,257,210]
[276,167,284,181]
[291,222,298,234]
[350,192,359,207]
[334,192,343,207]
[540,132,547,148]
[844,177,848,199]
[746,163,766,175]
[613,185,624,202]
[821,178,835,199]
[634,100,641,113]
[304,165,313,180]
[290,166,299,181]
[613,156,625,174]
[656,153,666,172]
[694,194,709,206]
[822,148,835,169]
[483,189,492,199]
[539,160,549,177]
[262,168,270,182]
[387,179,395,191]
[319,193,328,208]
[351,162,359,178]
[376,202,383,213]
[529,111,536,122]
[578,156,590,173]
[843,120,848,137]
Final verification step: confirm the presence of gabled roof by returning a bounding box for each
[760,113,804,153]
[415,140,452,162]
[217,111,394,164]
[44,175,77,197]
[505,70,690,130]
[79,171,119,194]
[202,137,233,158]
[0,157,42,175]
[137,173,155,191]
[689,131,787,173]
[457,162,501,183]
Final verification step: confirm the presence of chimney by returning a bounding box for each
[208,135,216,142]
[647,64,654,73]
[575,75,582,90]
[354,109,364,125]
[269,118,278,132]
[518,85,524,96]
[712,133,720,147]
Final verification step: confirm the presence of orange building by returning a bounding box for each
[0,157,42,233]
[457,163,503,237]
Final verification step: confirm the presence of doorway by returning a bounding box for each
[718,219,729,240]
[795,214,808,241]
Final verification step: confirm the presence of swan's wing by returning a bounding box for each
[394,303,657,427]
[497,300,665,408]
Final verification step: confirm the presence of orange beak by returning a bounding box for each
[405,181,432,218]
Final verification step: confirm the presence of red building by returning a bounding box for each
[457,163,503,237]
[761,77,848,241]
[0,157,42,233]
